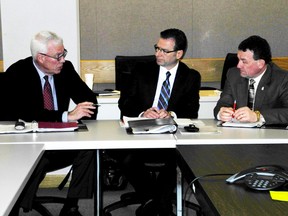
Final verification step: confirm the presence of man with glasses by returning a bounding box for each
[6,31,97,216]
[116,28,201,216]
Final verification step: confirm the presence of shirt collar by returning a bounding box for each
[159,62,179,75]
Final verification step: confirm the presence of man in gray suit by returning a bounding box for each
[214,35,288,125]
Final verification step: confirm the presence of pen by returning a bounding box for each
[93,104,101,107]
[232,100,236,117]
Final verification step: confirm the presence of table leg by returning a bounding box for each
[176,166,183,216]
[94,149,102,216]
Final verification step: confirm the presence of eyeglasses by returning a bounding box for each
[154,44,178,54]
[40,49,68,61]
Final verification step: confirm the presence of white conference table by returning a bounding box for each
[3,119,288,215]
[0,120,176,216]
[0,144,44,216]
[0,121,176,150]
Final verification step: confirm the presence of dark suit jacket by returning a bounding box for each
[118,61,201,118]
[214,63,288,124]
[4,57,97,122]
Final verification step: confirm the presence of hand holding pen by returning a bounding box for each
[219,100,237,122]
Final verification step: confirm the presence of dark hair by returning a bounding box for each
[238,35,272,63]
[160,28,188,57]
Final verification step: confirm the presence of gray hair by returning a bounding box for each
[30,31,63,59]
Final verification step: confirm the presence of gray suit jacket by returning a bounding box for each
[214,63,288,124]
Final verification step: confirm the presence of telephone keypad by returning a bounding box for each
[245,173,286,190]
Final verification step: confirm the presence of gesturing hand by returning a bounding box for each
[68,102,96,121]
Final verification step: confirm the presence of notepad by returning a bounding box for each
[94,90,120,96]
[220,120,265,128]
[270,191,288,202]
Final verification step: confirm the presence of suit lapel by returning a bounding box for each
[237,78,248,107]
[168,63,185,107]
[254,65,272,110]
[145,63,159,106]
[53,74,65,110]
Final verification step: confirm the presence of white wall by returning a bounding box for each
[0,0,80,72]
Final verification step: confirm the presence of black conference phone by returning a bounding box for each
[226,165,288,190]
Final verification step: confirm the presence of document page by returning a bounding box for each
[221,120,265,128]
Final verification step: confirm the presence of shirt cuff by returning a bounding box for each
[62,111,68,122]
[169,111,177,119]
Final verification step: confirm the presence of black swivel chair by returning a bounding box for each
[115,55,156,92]
[220,53,238,90]
[103,55,202,216]
[115,55,156,116]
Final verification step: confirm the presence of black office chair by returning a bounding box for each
[103,164,202,216]
[115,55,156,92]
[220,53,238,90]
[103,55,202,216]
[11,167,70,216]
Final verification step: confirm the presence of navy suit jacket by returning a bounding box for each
[214,63,288,124]
[4,57,97,122]
[118,60,201,119]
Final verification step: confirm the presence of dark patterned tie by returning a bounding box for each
[43,75,54,110]
[157,71,171,110]
[248,79,255,110]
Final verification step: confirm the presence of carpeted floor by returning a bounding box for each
[18,183,199,216]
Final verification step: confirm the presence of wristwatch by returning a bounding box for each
[254,110,261,122]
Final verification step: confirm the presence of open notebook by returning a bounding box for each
[0,120,78,134]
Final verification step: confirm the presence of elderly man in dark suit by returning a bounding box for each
[214,35,288,125]
[115,28,201,216]
[6,31,97,216]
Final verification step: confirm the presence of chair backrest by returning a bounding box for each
[221,53,238,90]
[0,72,8,120]
[115,55,156,92]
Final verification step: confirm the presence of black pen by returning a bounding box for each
[93,104,101,107]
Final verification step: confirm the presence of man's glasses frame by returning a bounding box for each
[39,49,68,61]
[154,44,178,54]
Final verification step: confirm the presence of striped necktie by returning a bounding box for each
[43,75,54,110]
[248,79,255,110]
[157,71,171,110]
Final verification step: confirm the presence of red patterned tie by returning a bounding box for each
[43,75,54,110]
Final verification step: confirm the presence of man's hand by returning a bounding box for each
[68,102,96,121]
[219,107,234,122]
[220,106,258,123]
[143,107,171,118]
[234,107,258,122]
